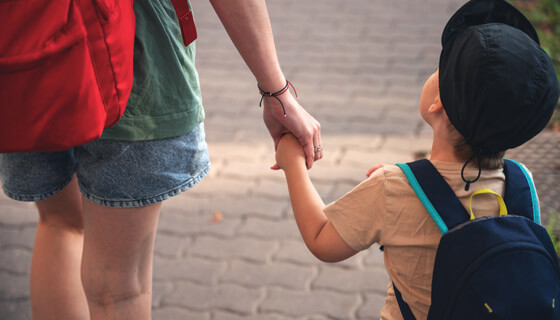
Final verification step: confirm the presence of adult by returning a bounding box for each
[0,0,322,319]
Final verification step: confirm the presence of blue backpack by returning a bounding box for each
[394,159,560,320]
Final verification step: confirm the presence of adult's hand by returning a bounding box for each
[262,90,322,169]
[209,0,323,168]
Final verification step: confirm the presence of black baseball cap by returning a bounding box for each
[439,0,559,153]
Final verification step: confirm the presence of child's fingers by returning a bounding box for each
[366,164,384,177]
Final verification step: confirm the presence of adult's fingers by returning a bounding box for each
[313,123,323,162]
[300,119,323,169]
[302,138,315,169]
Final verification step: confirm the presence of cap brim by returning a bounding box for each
[441,0,539,47]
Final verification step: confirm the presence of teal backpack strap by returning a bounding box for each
[395,159,474,320]
[503,159,540,223]
[396,161,449,234]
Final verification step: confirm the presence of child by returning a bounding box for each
[274,0,560,319]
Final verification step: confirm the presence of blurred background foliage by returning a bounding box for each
[510,0,560,129]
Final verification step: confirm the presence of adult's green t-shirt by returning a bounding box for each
[101,0,203,141]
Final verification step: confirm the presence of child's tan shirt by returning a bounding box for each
[324,161,512,320]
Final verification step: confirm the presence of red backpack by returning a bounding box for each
[0,0,195,153]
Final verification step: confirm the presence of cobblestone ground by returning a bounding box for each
[506,131,560,225]
[2,0,558,319]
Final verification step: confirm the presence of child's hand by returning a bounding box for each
[273,133,306,170]
[366,164,384,177]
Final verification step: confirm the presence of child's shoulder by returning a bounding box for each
[367,163,412,187]
[367,163,421,180]
[364,160,508,186]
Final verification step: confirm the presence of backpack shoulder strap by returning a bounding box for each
[396,159,470,235]
[503,159,540,223]
[393,282,417,320]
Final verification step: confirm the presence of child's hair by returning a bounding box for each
[447,120,505,170]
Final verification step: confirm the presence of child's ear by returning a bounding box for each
[428,95,444,113]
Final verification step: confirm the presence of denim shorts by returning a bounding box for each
[0,123,209,208]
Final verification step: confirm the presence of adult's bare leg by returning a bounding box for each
[31,175,89,320]
[80,199,161,320]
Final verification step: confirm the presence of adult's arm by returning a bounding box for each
[209,0,323,168]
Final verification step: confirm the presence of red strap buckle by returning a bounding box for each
[170,0,197,46]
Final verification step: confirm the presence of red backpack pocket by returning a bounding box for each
[0,0,134,153]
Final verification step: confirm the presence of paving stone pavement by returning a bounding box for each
[1,0,558,319]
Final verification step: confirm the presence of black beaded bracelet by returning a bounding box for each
[258,80,297,117]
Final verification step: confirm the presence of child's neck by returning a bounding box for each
[429,130,464,163]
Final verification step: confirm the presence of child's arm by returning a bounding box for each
[276,134,358,262]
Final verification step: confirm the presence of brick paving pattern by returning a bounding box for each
[506,131,560,225]
[1,0,558,319]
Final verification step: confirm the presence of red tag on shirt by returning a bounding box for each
[171,0,198,46]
